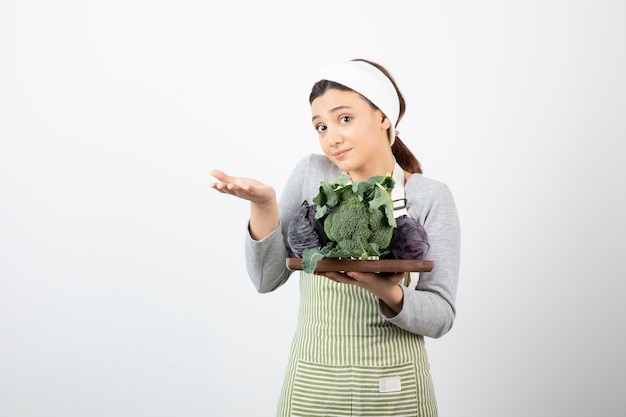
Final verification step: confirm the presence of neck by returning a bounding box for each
[348,152,396,182]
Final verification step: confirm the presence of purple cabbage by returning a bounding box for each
[387,215,430,260]
[287,200,330,258]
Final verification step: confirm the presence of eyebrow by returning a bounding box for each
[311,105,354,122]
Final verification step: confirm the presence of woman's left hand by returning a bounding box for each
[319,271,405,315]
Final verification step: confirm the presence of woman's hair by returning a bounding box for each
[309,58,423,174]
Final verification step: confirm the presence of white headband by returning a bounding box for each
[313,60,399,145]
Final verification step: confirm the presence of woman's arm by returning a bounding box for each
[245,155,338,293]
[209,169,279,240]
[210,169,289,292]
[384,179,461,338]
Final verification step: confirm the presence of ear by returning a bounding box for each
[380,113,391,131]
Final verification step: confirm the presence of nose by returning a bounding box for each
[325,128,343,147]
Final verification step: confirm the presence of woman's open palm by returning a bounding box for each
[209,170,276,204]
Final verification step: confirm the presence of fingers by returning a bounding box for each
[209,170,276,205]
[211,180,252,196]
[209,169,241,193]
[210,169,257,189]
[210,170,262,203]
[321,271,405,288]
[209,169,232,183]
[319,271,346,282]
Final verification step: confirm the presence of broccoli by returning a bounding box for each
[323,190,394,258]
[301,173,397,272]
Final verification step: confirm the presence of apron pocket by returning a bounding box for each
[290,360,419,417]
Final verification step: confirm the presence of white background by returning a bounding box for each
[1,1,625,416]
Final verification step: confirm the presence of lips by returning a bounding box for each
[332,148,351,159]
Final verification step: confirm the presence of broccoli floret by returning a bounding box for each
[368,205,394,250]
[323,190,394,258]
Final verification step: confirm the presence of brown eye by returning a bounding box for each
[316,124,327,133]
[339,115,352,123]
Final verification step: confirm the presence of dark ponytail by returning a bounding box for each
[391,137,422,174]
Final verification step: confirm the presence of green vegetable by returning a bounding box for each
[301,173,397,273]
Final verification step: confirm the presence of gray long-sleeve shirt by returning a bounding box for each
[245,153,461,338]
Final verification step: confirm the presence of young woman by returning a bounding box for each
[210,59,461,417]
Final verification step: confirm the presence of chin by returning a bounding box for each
[331,160,353,172]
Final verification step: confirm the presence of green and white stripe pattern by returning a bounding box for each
[276,273,437,417]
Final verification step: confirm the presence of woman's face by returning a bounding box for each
[311,89,393,180]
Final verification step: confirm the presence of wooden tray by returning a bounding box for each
[286,258,434,273]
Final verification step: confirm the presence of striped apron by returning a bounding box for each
[276,163,436,416]
[275,273,438,417]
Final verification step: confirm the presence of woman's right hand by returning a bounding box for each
[210,170,280,240]
[209,169,276,205]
